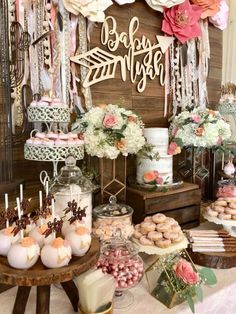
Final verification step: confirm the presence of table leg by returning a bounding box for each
[12,286,31,314]
[36,285,50,314]
[61,280,79,312]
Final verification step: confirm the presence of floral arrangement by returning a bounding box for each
[62,0,229,36]
[76,104,146,159]
[143,170,164,185]
[169,108,231,149]
[152,253,217,313]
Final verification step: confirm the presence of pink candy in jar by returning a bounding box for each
[95,239,144,290]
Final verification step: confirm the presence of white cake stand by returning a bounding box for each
[203,213,236,237]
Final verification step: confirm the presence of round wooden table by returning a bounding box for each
[0,237,100,314]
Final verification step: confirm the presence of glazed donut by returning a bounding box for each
[140,221,156,233]
[152,213,166,224]
[218,213,231,220]
[144,216,153,222]
[134,224,141,230]
[139,236,154,246]
[133,230,143,239]
[225,207,236,215]
[223,197,236,203]
[215,200,227,207]
[163,231,179,241]
[173,234,184,243]
[213,205,225,213]
[229,203,236,209]
[156,222,171,233]
[155,238,171,248]
[165,217,178,226]
[171,225,181,233]
[147,231,163,241]
[206,208,218,217]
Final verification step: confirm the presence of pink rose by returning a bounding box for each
[103,114,118,128]
[173,259,199,285]
[191,115,201,123]
[156,176,164,184]
[143,171,156,183]
[168,142,181,155]
[162,0,202,44]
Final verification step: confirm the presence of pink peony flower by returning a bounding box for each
[162,0,202,44]
[173,259,199,285]
[156,176,164,184]
[191,115,201,123]
[143,171,156,183]
[103,114,118,128]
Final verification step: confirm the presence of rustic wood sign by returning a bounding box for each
[71,16,173,93]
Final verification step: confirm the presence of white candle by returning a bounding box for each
[51,198,55,239]
[16,197,24,239]
[39,191,43,226]
[46,181,49,197]
[5,194,9,228]
[20,184,23,202]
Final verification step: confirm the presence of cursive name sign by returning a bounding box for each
[71,16,173,93]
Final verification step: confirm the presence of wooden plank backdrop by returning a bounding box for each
[0,0,222,206]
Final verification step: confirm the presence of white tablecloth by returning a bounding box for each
[1,222,236,314]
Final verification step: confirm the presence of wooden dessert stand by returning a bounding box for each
[0,237,100,314]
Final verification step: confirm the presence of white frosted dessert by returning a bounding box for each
[137,128,173,185]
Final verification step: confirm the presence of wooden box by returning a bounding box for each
[126,182,201,228]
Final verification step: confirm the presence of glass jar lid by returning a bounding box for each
[93,196,133,219]
[50,156,94,193]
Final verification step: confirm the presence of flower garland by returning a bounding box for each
[76,104,146,159]
[169,108,231,149]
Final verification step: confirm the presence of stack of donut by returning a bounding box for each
[133,213,184,248]
[206,197,236,220]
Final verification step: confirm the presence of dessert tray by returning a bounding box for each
[24,143,84,162]
[27,106,70,123]
[132,236,188,255]
[203,213,236,237]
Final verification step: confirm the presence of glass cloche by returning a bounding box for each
[93,196,134,241]
[49,156,94,229]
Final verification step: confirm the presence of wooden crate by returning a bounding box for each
[126,182,201,227]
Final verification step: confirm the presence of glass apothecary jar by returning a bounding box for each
[96,235,144,309]
[49,156,94,229]
[217,179,236,198]
[93,196,134,241]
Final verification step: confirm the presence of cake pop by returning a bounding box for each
[62,200,87,236]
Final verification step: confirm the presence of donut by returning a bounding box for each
[218,213,231,220]
[152,213,166,224]
[156,223,171,233]
[140,222,156,233]
[144,216,153,222]
[133,230,143,239]
[171,225,181,233]
[139,236,154,246]
[165,217,178,226]
[147,231,163,241]
[155,239,171,248]
[213,205,225,213]
[163,232,179,241]
[173,234,184,243]
[225,207,236,215]
[232,215,236,220]
[229,203,236,209]
[134,224,141,230]
[223,197,236,203]
[215,200,227,207]
[206,208,218,217]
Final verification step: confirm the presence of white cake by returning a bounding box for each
[137,128,173,185]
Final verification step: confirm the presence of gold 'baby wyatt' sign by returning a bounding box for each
[71,16,173,93]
